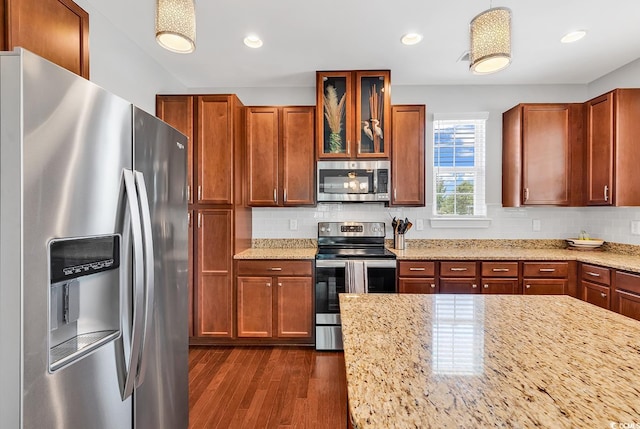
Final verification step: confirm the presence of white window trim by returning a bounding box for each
[430,112,491,228]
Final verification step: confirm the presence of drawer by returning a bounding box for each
[236,260,313,276]
[481,262,518,277]
[522,262,569,278]
[398,278,437,294]
[615,271,640,295]
[581,264,611,286]
[398,261,435,277]
[523,279,566,295]
[440,261,477,277]
[582,281,610,310]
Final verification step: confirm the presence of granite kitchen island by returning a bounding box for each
[339,294,640,428]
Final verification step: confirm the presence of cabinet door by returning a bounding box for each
[522,105,571,205]
[481,279,518,294]
[277,276,313,338]
[391,105,425,206]
[615,289,640,322]
[439,279,479,294]
[156,95,194,204]
[582,281,610,310]
[317,71,353,158]
[586,92,614,205]
[4,0,89,78]
[196,209,233,337]
[197,96,233,204]
[281,106,316,206]
[398,278,437,294]
[355,71,391,158]
[523,279,566,295]
[247,107,279,206]
[237,276,274,338]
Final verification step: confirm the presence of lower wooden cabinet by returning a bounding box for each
[580,263,612,310]
[236,260,313,343]
[481,262,519,294]
[523,262,571,295]
[398,261,436,293]
[613,271,640,321]
[439,261,478,294]
[440,279,479,294]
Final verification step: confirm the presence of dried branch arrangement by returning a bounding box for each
[323,85,347,153]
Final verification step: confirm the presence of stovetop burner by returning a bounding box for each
[315,221,395,260]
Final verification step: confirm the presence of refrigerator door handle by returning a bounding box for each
[121,169,146,400]
[133,170,155,388]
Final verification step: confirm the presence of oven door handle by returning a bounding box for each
[316,259,397,269]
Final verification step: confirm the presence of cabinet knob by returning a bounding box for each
[278,283,283,287]
[472,284,477,288]
[483,284,489,288]
[600,292,607,298]
[526,284,531,289]
[266,282,271,287]
[430,284,435,288]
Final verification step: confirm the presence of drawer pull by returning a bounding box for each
[430,284,436,288]
[492,268,510,272]
[472,284,477,288]
[270,267,283,271]
[539,268,556,273]
[450,267,468,272]
[600,292,607,298]
[483,284,489,288]
[526,284,531,289]
[586,272,601,277]
[409,267,426,271]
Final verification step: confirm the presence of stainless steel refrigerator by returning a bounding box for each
[0,49,189,429]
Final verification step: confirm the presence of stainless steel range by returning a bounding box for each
[315,221,397,350]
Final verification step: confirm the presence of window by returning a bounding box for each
[433,113,488,216]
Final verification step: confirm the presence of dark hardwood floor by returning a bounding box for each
[188,346,348,429]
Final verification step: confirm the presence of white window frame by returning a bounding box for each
[432,112,488,220]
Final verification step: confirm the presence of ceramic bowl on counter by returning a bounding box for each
[566,238,604,249]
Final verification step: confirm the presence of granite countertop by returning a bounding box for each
[234,247,317,260]
[340,294,640,429]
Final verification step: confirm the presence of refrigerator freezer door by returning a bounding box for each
[17,50,134,428]
[132,107,189,429]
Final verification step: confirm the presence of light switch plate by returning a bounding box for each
[289,219,298,230]
[532,219,541,232]
[416,219,424,231]
[632,220,640,235]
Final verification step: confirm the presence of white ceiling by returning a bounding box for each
[88,0,640,88]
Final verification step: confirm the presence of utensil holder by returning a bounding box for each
[394,233,405,250]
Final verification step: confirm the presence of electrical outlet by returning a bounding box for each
[416,219,424,231]
[289,219,298,230]
[632,220,640,235]
[532,219,541,232]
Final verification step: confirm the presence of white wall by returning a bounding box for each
[73,0,186,113]
[76,7,640,245]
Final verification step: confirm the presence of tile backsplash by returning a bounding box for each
[252,204,640,245]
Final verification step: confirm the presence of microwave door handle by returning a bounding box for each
[120,169,146,400]
[133,171,155,388]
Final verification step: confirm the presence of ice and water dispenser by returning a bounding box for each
[48,235,122,372]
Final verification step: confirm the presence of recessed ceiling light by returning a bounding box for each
[561,30,587,44]
[243,35,263,49]
[401,33,423,46]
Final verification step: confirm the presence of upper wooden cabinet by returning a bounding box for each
[157,94,245,206]
[586,89,640,206]
[246,106,315,206]
[391,105,426,206]
[502,103,584,207]
[316,70,390,159]
[1,0,89,79]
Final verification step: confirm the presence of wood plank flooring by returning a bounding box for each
[188,346,348,429]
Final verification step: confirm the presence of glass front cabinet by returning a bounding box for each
[316,70,390,159]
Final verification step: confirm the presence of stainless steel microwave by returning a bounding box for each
[317,160,391,203]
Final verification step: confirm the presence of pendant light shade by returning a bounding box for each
[469,7,511,74]
[156,0,196,54]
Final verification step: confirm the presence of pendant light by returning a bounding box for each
[469,7,511,74]
[156,0,196,54]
